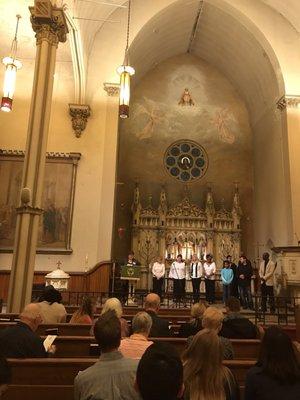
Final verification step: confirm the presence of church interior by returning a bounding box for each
[0,1,300,398]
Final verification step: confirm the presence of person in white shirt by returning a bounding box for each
[203,254,216,304]
[152,256,165,298]
[169,254,186,304]
[189,254,202,303]
[259,252,276,313]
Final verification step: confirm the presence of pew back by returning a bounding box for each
[5,358,255,400]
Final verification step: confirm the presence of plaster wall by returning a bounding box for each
[0,56,117,272]
[286,107,300,244]
[252,108,293,252]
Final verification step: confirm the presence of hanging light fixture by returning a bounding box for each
[1,15,22,113]
[117,0,135,119]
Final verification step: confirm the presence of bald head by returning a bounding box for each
[20,303,42,331]
[145,293,160,313]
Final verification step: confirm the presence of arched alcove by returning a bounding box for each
[113,53,254,260]
[110,1,292,261]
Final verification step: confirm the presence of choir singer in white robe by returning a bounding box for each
[152,256,165,298]
[169,254,187,304]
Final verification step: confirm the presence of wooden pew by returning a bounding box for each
[0,313,19,321]
[153,338,261,359]
[0,322,92,336]
[5,358,255,400]
[6,385,74,400]
[0,313,297,339]
[44,336,96,358]
[40,335,261,359]
[8,358,96,385]
[64,305,192,316]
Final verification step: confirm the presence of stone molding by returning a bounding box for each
[103,82,120,97]
[68,104,91,138]
[276,95,300,110]
[16,205,44,216]
[29,1,68,46]
[0,149,81,161]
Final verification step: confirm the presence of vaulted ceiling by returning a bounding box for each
[128,0,281,122]
[1,0,300,124]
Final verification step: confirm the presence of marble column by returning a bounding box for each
[7,2,68,312]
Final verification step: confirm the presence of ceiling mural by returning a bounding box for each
[130,66,239,145]
[132,97,238,144]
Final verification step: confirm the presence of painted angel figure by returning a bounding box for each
[212,108,236,144]
[133,97,167,140]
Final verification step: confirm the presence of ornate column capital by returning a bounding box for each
[29,1,68,46]
[276,95,300,110]
[16,205,44,215]
[69,104,91,138]
[103,82,120,97]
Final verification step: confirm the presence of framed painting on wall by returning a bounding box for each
[0,150,81,254]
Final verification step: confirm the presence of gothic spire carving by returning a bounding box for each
[205,184,215,215]
[232,183,242,217]
[132,182,141,210]
[158,186,168,214]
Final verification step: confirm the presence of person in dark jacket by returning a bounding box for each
[0,303,47,358]
[220,297,259,339]
[0,357,11,397]
[237,255,253,309]
[226,255,239,298]
[144,293,170,337]
[245,326,300,400]
[122,251,141,302]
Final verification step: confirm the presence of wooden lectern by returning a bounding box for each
[120,265,141,305]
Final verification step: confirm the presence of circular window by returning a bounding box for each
[164,140,208,183]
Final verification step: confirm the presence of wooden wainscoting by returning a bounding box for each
[0,260,112,303]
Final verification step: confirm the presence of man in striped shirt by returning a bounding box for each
[119,312,153,359]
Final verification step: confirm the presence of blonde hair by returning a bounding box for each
[183,329,231,400]
[191,302,207,319]
[202,307,224,331]
[132,311,152,334]
[101,298,123,319]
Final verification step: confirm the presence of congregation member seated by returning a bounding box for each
[119,311,153,359]
[74,310,139,400]
[178,302,207,338]
[188,307,234,360]
[245,326,300,400]
[0,303,47,358]
[136,342,184,400]
[144,293,170,337]
[0,357,11,398]
[38,285,67,323]
[220,297,259,339]
[70,296,93,324]
[183,329,240,400]
[100,297,129,337]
